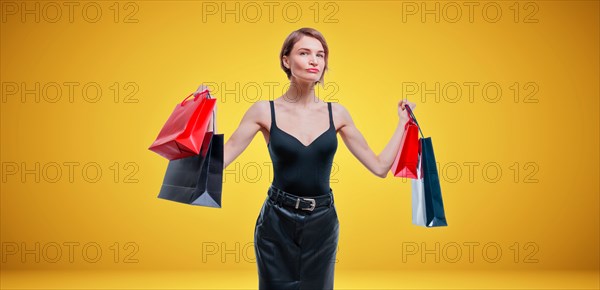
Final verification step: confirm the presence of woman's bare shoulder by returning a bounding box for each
[329,101,352,128]
[243,100,271,127]
[245,100,270,115]
[330,101,351,118]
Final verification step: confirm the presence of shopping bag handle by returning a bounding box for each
[179,89,218,133]
[210,104,217,134]
[198,90,218,134]
[203,91,217,134]
[405,105,424,138]
[181,89,211,106]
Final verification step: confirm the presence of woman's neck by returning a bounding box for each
[281,80,321,108]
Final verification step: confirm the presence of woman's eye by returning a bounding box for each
[299,52,323,58]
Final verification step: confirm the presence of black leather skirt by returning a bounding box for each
[254,185,340,290]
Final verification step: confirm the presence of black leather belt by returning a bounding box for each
[268,185,333,211]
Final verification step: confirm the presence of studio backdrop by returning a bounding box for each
[1,1,598,289]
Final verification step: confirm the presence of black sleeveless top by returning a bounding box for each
[268,100,338,197]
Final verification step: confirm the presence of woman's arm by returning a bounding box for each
[195,84,266,170]
[221,101,267,169]
[336,100,415,178]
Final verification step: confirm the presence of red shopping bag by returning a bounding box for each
[390,105,420,178]
[148,90,216,160]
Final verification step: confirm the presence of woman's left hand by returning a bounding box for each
[398,99,416,124]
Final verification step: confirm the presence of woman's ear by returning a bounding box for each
[282,56,289,68]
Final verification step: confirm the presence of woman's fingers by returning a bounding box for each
[195,84,210,96]
[399,99,414,110]
[401,100,416,110]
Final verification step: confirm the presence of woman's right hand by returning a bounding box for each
[194,83,210,97]
[194,83,216,111]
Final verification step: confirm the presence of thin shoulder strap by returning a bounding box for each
[327,102,335,128]
[269,100,277,127]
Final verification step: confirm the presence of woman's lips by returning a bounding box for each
[306,69,319,73]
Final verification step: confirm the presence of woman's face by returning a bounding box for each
[282,36,326,84]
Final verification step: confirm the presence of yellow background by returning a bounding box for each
[1,0,598,288]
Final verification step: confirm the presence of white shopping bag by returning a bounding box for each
[411,152,427,226]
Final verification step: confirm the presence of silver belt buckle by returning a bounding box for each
[295,198,316,211]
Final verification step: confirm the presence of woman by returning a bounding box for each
[197,27,415,290]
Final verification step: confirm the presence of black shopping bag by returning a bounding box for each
[158,132,224,208]
[406,106,448,227]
